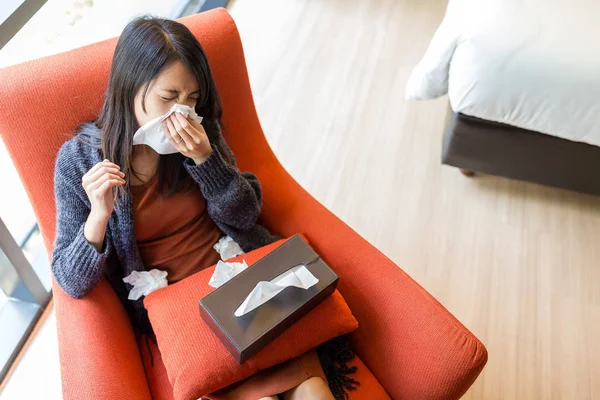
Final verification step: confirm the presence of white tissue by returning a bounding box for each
[213,236,245,261]
[234,265,319,317]
[208,260,249,288]
[122,269,168,300]
[132,104,203,154]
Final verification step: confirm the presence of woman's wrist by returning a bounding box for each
[84,210,109,252]
[191,143,214,165]
[192,151,212,165]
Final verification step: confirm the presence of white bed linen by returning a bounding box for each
[406,0,600,147]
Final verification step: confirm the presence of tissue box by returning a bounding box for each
[199,234,339,363]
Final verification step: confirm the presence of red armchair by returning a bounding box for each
[0,8,487,399]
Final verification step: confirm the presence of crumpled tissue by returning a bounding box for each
[208,260,249,289]
[122,269,168,300]
[213,236,245,261]
[234,265,319,317]
[132,104,203,154]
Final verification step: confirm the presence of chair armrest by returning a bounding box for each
[257,162,487,400]
[53,278,152,400]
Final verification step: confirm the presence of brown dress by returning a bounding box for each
[131,173,222,282]
[131,174,326,399]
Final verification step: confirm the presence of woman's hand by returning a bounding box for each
[81,160,125,250]
[163,112,213,164]
[82,160,125,219]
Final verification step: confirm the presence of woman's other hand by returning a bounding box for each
[163,112,213,164]
[81,160,125,250]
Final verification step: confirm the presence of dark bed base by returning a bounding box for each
[442,112,600,196]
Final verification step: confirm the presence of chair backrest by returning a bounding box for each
[0,8,269,256]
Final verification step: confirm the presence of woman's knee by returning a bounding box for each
[283,377,334,400]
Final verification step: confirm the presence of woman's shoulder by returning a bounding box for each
[55,122,103,182]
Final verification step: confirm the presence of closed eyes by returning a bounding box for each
[160,96,199,101]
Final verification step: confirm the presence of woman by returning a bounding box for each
[51,16,356,400]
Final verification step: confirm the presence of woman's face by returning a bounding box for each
[134,60,200,127]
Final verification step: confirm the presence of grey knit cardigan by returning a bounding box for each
[51,120,276,333]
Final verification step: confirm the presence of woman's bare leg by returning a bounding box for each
[259,396,279,400]
[281,377,335,400]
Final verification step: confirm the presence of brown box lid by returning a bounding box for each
[199,234,338,363]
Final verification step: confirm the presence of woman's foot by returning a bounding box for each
[282,377,335,400]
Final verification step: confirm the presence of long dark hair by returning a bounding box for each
[91,15,227,202]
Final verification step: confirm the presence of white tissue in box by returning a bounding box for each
[209,260,248,288]
[234,265,319,317]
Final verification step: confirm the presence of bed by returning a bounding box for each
[406,0,600,195]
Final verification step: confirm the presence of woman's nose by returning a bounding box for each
[179,97,196,107]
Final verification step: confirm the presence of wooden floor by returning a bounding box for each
[229,1,600,398]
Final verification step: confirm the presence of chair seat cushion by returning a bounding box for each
[143,237,359,400]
